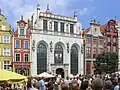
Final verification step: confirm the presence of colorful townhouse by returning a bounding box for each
[84,19,104,74]
[0,10,12,70]
[100,19,118,54]
[12,16,31,76]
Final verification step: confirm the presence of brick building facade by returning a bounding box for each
[84,19,104,74]
[100,19,118,54]
[12,16,31,76]
[0,10,12,70]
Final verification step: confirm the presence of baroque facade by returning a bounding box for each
[0,10,12,70]
[30,4,84,78]
[12,16,31,76]
[84,19,104,74]
[100,19,118,54]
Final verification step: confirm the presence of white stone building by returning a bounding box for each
[30,3,84,78]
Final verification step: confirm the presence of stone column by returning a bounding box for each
[51,66,56,76]
[65,66,68,79]
[80,52,84,75]
[58,22,60,32]
[31,39,37,75]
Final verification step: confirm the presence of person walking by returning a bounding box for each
[39,77,46,90]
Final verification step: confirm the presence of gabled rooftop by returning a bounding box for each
[17,15,27,24]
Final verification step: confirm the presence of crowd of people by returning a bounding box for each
[1,73,120,90]
[27,73,120,90]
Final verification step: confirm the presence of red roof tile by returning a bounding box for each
[84,28,90,33]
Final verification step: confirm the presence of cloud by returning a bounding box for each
[89,0,94,2]
[79,8,88,16]
[80,0,95,2]
[78,6,96,16]
[13,4,35,19]
[91,7,96,11]
[0,0,73,28]
[0,0,96,28]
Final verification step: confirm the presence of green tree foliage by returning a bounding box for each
[95,52,118,74]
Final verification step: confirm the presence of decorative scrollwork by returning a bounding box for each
[32,40,35,52]
[50,41,53,52]
[81,44,84,53]
[66,43,69,53]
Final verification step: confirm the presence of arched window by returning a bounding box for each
[71,45,78,75]
[37,43,47,74]
[54,44,63,64]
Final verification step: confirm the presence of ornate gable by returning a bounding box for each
[85,19,103,37]
[17,16,27,28]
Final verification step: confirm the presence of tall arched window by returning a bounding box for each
[71,45,78,75]
[37,43,47,74]
[54,44,63,64]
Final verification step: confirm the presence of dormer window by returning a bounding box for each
[20,29,24,36]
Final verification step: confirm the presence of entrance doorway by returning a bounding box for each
[56,68,64,78]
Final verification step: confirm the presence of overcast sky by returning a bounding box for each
[0,0,120,29]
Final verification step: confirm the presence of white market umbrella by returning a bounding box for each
[38,72,54,78]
